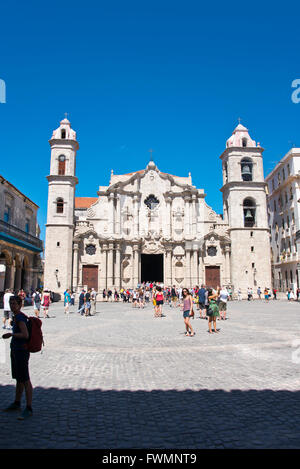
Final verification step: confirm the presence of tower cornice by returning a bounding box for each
[220,181,267,193]
[47,175,78,185]
[49,138,79,151]
[219,146,264,160]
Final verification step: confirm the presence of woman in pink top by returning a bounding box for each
[154,286,164,318]
[182,288,195,336]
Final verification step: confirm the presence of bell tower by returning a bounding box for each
[220,123,271,294]
[44,117,79,295]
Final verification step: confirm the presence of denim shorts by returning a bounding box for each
[183,310,190,318]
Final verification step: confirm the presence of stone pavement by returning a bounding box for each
[1,299,300,449]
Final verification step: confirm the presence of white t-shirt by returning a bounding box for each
[4,292,13,311]
[219,290,229,303]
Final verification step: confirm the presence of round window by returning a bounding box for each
[58,155,66,162]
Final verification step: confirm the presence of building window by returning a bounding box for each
[25,221,30,233]
[250,231,253,237]
[242,138,247,147]
[274,200,277,211]
[241,158,253,181]
[56,198,64,213]
[243,198,256,227]
[57,242,60,247]
[290,187,293,200]
[251,246,254,252]
[287,164,290,175]
[282,168,285,181]
[61,129,66,139]
[272,179,275,191]
[285,191,288,204]
[287,216,290,228]
[278,173,281,185]
[58,155,66,175]
[144,194,159,210]
[4,206,10,223]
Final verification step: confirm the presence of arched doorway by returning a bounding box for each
[0,251,11,291]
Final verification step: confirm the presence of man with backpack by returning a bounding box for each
[32,289,41,318]
[2,296,34,420]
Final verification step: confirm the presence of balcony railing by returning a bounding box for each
[0,220,43,251]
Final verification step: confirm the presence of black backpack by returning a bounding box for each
[34,292,40,303]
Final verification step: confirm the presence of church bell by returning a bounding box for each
[245,209,253,219]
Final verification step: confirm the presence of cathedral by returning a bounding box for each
[44,118,271,296]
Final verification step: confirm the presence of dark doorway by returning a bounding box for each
[205,266,220,289]
[141,254,164,283]
[82,265,98,290]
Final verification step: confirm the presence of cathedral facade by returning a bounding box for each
[44,118,271,296]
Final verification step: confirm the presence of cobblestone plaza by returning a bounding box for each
[1,300,300,449]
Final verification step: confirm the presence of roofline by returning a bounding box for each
[0,175,39,209]
[265,147,300,181]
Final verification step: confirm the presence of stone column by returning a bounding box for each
[185,248,191,287]
[115,195,121,235]
[115,243,121,289]
[108,194,115,235]
[184,196,190,237]
[165,197,172,238]
[165,249,172,286]
[107,242,114,289]
[133,244,139,287]
[192,195,197,237]
[72,243,79,290]
[133,195,139,237]
[191,248,198,287]
[100,243,108,291]
[225,246,231,285]
[10,260,16,291]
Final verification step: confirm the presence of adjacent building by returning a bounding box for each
[44,118,272,296]
[266,147,300,293]
[0,175,43,296]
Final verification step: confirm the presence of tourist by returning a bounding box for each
[138,289,145,308]
[273,288,277,300]
[171,285,177,307]
[145,289,150,304]
[264,287,269,302]
[154,286,164,318]
[207,288,220,334]
[237,288,242,301]
[289,289,295,301]
[84,289,92,316]
[2,295,33,420]
[18,289,26,308]
[32,289,41,318]
[70,291,75,306]
[247,287,253,301]
[91,288,97,314]
[132,290,138,308]
[181,288,195,336]
[64,289,71,314]
[3,289,14,330]
[107,289,113,302]
[41,289,51,318]
[102,289,107,302]
[228,286,233,301]
[198,284,206,319]
[76,290,85,314]
[257,287,262,300]
[219,286,229,320]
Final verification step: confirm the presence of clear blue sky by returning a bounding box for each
[0,0,299,242]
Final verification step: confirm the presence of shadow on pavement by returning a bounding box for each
[1,385,300,448]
